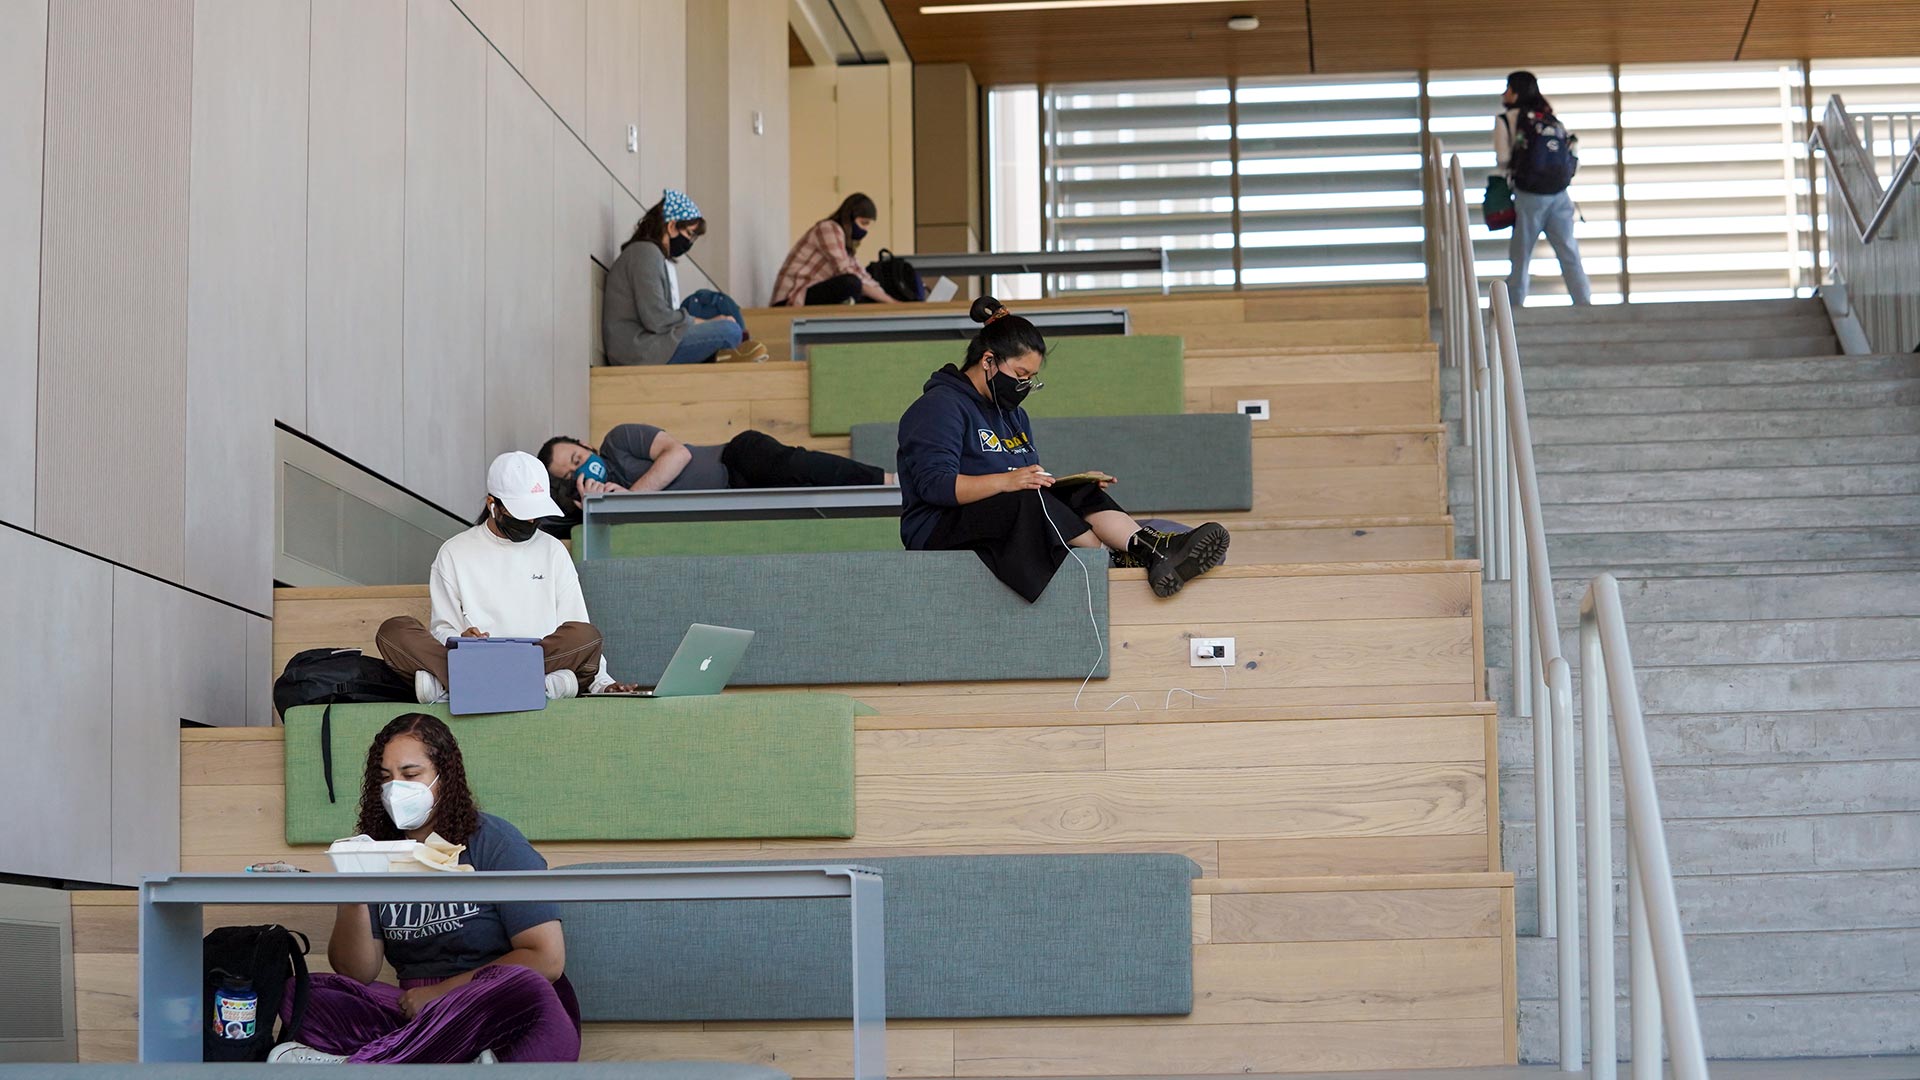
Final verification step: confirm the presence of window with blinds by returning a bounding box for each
[1234,75,1425,286]
[1042,82,1234,293]
[989,59,1920,302]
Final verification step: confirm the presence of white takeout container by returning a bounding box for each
[326,837,419,873]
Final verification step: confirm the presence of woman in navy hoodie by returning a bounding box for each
[895,296,1230,602]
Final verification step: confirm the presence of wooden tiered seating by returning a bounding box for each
[70,284,1514,1074]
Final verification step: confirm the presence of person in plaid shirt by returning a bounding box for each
[771,193,899,307]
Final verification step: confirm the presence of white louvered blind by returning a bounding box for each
[1043,82,1235,292]
[1234,75,1425,287]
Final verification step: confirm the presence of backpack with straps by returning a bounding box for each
[203,924,311,1062]
[865,249,927,302]
[1507,109,1579,195]
[272,648,413,802]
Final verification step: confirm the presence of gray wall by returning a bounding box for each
[0,0,701,886]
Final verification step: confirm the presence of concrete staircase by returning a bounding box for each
[1443,298,1920,1061]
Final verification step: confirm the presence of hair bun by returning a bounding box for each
[969,295,1005,325]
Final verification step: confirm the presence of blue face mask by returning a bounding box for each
[576,454,610,486]
[850,223,869,241]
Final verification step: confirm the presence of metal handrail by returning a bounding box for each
[1812,96,1919,244]
[1581,574,1711,1080]
[1429,138,1707,1076]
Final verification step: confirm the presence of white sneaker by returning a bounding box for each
[415,670,448,705]
[474,1049,499,1064]
[268,1041,347,1064]
[544,669,579,700]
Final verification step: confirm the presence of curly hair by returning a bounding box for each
[354,713,481,844]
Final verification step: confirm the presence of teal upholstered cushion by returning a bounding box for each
[808,335,1185,435]
[850,413,1254,513]
[279,697,857,845]
[562,854,1201,1020]
[578,549,1110,686]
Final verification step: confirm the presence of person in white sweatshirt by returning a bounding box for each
[376,451,636,703]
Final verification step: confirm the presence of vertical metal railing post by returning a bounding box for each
[1627,830,1661,1080]
[1582,604,1618,1080]
[1449,157,1493,569]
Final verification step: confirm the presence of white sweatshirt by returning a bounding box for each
[427,524,614,690]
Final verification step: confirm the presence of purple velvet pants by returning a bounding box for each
[281,966,581,1063]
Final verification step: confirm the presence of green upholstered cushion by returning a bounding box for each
[808,335,1185,435]
[563,854,1200,1020]
[850,413,1254,514]
[570,517,901,559]
[279,696,857,845]
[578,549,1110,686]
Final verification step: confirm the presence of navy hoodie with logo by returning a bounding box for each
[896,364,1038,549]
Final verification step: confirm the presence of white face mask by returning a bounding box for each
[381,776,438,831]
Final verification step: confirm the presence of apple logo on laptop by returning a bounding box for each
[699,656,714,671]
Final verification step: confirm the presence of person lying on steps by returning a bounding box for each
[375,451,638,703]
[266,713,580,1065]
[538,424,896,501]
[895,295,1231,603]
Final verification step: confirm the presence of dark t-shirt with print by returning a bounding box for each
[370,813,560,981]
[598,423,731,491]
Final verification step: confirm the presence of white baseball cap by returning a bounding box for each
[486,451,565,521]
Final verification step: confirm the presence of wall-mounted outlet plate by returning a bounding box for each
[1237,399,1270,420]
[627,124,638,153]
[1190,637,1235,667]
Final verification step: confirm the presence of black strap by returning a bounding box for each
[320,703,335,804]
[281,928,311,1044]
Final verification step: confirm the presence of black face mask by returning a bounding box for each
[491,503,539,543]
[668,234,693,259]
[850,223,868,241]
[988,368,1032,410]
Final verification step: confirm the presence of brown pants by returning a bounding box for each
[375,616,605,688]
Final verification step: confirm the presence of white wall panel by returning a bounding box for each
[0,529,113,884]
[453,0,521,66]
[612,181,641,260]
[246,611,272,726]
[403,0,489,514]
[185,0,309,615]
[110,570,248,884]
[307,0,406,478]
[484,49,555,465]
[585,0,640,193]
[523,0,585,133]
[0,0,47,529]
[36,0,192,582]
[637,0,686,198]
[554,128,605,434]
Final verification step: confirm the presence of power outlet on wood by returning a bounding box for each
[1190,637,1235,667]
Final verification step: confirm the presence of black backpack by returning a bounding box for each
[202,925,311,1062]
[865,249,926,302]
[1508,109,1579,195]
[272,648,413,801]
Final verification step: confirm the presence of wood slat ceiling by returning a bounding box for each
[880,0,1920,86]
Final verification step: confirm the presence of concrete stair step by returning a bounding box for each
[1517,928,1920,1000]
[1447,405,1920,444]
[1457,527,1920,568]
[1448,435,1920,474]
[1512,297,1824,326]
[1511,869,1920,937]
[1479,570,1920,627]
[1488,658,1920,717]
[1484,616,1920,672]
[1519,990,1920,1061]
[1510,353,1920,390]
[1449,462,1920,504]
[1493,707,1920,773]
[1500,756,1920,822]
[1502,812,1920,880]
[1454,495,1920,536]
[1441,378,1920,421]
[1515,335,1839,365]
[1513,314,1834,345]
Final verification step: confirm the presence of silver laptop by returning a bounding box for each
[609,623,754,697]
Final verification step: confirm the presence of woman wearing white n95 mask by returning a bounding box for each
[265,714,580,1065]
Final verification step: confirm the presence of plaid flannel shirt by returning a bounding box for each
[771,220,877,306]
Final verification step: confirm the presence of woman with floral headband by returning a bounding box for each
[602,189,768,364]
